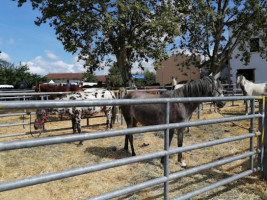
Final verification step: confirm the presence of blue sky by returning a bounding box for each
[0,1,155,76]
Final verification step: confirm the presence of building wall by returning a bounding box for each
[156,54,200,85]
[230,49,267,83]
[229,29,267,83]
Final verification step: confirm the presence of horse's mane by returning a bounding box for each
[161,76,214,98]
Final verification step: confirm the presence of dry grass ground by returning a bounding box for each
[1,101,267,200]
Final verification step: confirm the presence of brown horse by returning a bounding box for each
[120,74,225,167]
[35,84,84,99]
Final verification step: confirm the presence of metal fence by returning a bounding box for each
[0,95,266,199]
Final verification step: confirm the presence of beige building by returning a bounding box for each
[156,54,200,85]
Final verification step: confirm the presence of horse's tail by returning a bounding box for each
[111,105,117,124]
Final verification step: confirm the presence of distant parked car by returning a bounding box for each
[0,84,14,89]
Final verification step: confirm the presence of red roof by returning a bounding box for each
[46,73,106,82]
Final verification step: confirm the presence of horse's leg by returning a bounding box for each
[246,100,251,115]
[104,107,112,130]
[128,134,136,156]
[161,129,175,164]
[124,118,137,156]
[71,117,76,134]
[177,128,186,168]
[124,135,129,151]
[77,113,83,145]
[72,112,83,145]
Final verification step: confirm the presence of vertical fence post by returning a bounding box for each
[164,102,170,200]
[120,88,126,126]
[257,97,264,171]
[249,99,255,170]
[262,96,267,181]
[197,105,200,119]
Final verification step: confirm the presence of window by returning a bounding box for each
[250,38,259,52]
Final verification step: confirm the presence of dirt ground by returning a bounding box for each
[1,101,267,200]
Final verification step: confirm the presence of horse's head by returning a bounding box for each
[236,75,245,88]
[171,76,178,86]
[211,72,225,108]
[34,108,48,130]
[35,84,40,92]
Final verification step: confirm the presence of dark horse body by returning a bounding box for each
[35,84,84,99]
[121,75,225,167]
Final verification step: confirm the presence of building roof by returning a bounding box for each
[46,73,106,82]
[46,73,84,79]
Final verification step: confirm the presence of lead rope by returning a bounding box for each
[216,109,249,130]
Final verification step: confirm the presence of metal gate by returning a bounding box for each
[0,95,266,199]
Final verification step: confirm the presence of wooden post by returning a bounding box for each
[262,96,267,181]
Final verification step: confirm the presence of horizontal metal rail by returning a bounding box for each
[0,112,35,117]
[88,152,255,200]
[0,96,32,100]
[0,114,260,151]
[0,92,71,97]
[0,122,29,127]
[0,138,255,193]
[0,96,259,110]
[0,123,108,139]
[172,169,255,200]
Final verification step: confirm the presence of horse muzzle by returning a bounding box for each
[216,101,226,108]
[34,119,45,130]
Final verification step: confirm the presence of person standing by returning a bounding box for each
[18,79,27,89]
[66,79,71,87]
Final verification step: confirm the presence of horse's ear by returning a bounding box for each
[214,72,221,80]
[209,72,213,76]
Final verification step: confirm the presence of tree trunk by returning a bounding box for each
[116,52,137,89]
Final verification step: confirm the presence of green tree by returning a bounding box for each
[82,72,98,82]
[0,59,47,88]
[176,0,266,74]
[143,70,156,85]
[106,63,123,87]
[133,70,156,86]
[13,0,182,88]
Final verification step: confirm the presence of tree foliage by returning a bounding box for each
[134,70,156,86]
[0,59,47,88]
[13,0,182,87]
[106,63,123,87]
[176,0,267,74]
[82,72,98,82]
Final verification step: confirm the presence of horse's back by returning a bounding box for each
[121,91,165,126]
[123,91,160,99]
[84,88,116,99]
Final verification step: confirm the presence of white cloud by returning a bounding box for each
[7,39,15,45]
[19,53,155,77]
[45,50,61,60]
[0,51,12,62]
[132,59,156,74]
[22,55,88,76]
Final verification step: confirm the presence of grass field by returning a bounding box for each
[1,101,267,200]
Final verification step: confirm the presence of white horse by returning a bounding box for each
[236,75,267,114]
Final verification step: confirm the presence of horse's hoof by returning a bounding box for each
[180,161,187,168]
[77,143,83,147]
[132,153,136,156]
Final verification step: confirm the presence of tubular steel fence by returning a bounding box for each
[0,95,266,199]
